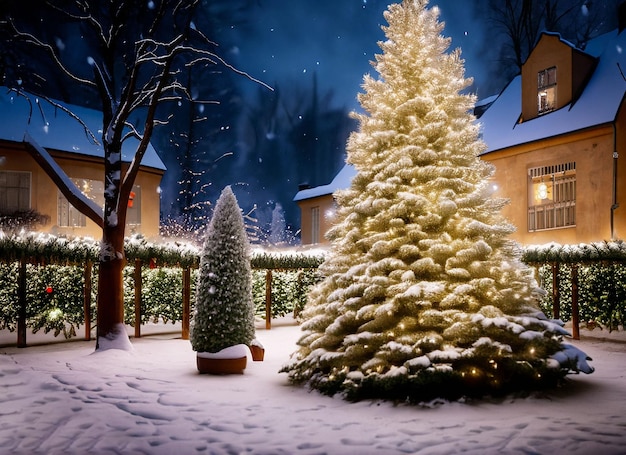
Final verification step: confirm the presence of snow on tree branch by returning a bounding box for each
[6,18,96,88]
[22,132,104,228]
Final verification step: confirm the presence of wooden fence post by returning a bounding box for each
[551,262,560,320]
[265,269,272,330]
[571,264,580,340]
[17,260,27,348]
[134,259,142,338]
[83,261,92,341]
[182,267,191,340]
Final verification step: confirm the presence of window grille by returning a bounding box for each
[537,67,557,114]
[311,206,320,244]
[528,162,575,231]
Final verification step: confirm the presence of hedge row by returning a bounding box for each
[1,233,624,339]
[0,232,325,269]
[0,263,321,339]
[535,262,625,331]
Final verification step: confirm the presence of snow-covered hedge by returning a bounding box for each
[0,231,326,340]
[523,240,626,264]
[1,232,623,340]
[524,241,626,331]
[0,231,325,269]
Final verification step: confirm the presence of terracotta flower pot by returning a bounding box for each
[249,344,265,361]
[196,344,248,375]
[197,354,247,374]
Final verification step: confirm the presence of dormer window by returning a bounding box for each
[537,66,557,114]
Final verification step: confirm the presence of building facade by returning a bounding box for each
[480,29,626,245]
[295,27,626,247]
[0,88,165,239]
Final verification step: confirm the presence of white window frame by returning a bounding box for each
[0,171,31,212]
[58,178,105,228]
[311,206,320,244]
[528,162,576,231]
[58,180,141,228]
[537,66,557,114]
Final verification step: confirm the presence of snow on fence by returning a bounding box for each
[0,232,325,347]
[2,233,625,347]
[523,241,626,339]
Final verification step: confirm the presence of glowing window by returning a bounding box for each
[58,179,103,227]
[537,67,557,114]
[58,180,141,228]
[528,162,576,231]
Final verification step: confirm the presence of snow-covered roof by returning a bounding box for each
[480,29,626,154]
[0,87,166,171]
[293,30,626,202]
[293,163,357,201]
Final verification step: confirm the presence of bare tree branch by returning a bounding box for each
[7,18,96,88]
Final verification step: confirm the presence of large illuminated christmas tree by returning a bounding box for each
[281,0,593,402]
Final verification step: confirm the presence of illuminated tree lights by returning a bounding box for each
[281,0,593,403]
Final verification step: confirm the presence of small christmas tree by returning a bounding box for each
[281,0,593,402]
[191,186,255,355]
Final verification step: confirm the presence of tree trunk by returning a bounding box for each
[96,223,127,348]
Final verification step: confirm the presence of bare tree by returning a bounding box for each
[1,0,268,349]
[482,0,622,91]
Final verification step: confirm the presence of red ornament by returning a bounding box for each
[128,190,136,208]
[149,258,157,269]
[45,286,53,294]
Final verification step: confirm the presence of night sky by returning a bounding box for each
[3,0,620,240]
[195,0,620,239]
[228,0,495,111]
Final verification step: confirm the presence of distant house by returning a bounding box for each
[294,164,356,245]
[295,27,626,246]
[0,87,165,239]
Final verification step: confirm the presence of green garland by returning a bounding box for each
[523,240,626,264]
[0,232,326,270]
[3,231,621,339]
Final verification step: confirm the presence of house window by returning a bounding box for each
[528,162,576,231]
[311,206,320,244]
[58,180,141,228]
[537,67,557,114]
[58,179,104,227]
[0,171,31,212]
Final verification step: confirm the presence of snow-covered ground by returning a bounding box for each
[1,317,625,455]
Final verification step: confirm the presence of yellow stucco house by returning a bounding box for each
[0,87,165,239]
[480,29,626,245]
[295,27,626,246]
[294,165,356,245]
